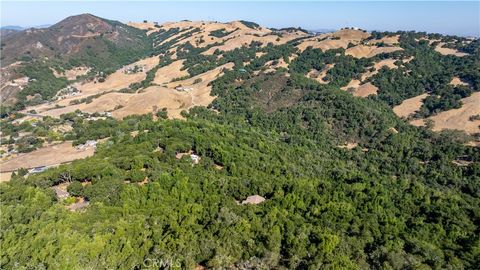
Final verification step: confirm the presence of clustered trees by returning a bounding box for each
[369,32,479,116]
[1,28,479,269]
[2,62,479,269]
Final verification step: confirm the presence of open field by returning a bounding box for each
[393,93,429,118]
[410,92,480,134]
[27,63,234,119]
[0,141,94,173]
[435,43,469,57]
[341,80,378,97]
[367,35,400,45]
[450,77,469,86]
[345,45,403,58]
[361,58,398,80]
[296,29,370,52]
[153,60,188,85]
[353,82,378,97]
[308,64,335,84]
[22,55,161,117]
[76,55,159,96]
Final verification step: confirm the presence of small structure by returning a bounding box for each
[29,166,47,174]
[85,140,97,148]
[175,151,201,165]
[190,154,200,164]
[86,116,107,121]
[175,86,193,92]
[388,127,399,134]
[76,140,97,150]
[241,195,266,205]
[56,85,79,100]
[123,65,146,74]
[52,183,70,200]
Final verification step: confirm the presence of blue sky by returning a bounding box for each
[1,1,479,36]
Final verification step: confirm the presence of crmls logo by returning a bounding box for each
[143,258,182,269]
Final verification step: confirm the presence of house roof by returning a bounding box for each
[242,195,265,205]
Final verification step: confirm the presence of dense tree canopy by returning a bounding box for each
[1,27,479,269]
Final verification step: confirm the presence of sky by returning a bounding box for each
[1,1,479,37]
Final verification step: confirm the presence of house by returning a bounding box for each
[85,140,97,148]
[29,166,47,174]
[98,112,112,117]
[190,154,200,164]
[76,140,97,150]
[175,86,192,92]
[242,195,266,205]
[52,184,70,200]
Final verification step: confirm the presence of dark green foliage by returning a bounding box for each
[67,181,83,196]
[156,108,168,119]
[416,85,472,117]
[18,62,69,102]
[369,31,479,112]
[1,27,479,270]
[16,135,43,153]
[239,20,260,29]
[135,56,162,89]
[209,28,237,38]
[13,23,153,106]
[2,104,478,269]
[274,27,310,34]
[69,37,152,75]
[290,47,373,87]
[152,27,202,54]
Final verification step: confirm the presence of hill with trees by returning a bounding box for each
[0,14,479,269]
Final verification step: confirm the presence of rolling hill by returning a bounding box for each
[1,14,150,66]
[0,14,479,269]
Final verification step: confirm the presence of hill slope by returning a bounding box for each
[0,15,479,269]
[1,14,150,66]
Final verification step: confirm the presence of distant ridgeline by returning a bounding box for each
[0,15,479,269]
[1,14,478,116]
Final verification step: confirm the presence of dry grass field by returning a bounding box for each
[393,93,429,118]
[410,92,480,134]
[345,45,403,58]
[410,92,480,135]
[435,43,469,57]
[0,141,95,172]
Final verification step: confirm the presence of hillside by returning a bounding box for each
[0,14,479,269]
[0,28,20,38]
[0,14,152,105]
[1,14,150,66]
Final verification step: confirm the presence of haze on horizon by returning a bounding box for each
[1,1,479,37]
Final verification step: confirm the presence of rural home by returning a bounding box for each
[52,184,70,200]
[242,195,266,205]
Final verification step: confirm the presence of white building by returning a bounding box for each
[190,154,200,164]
